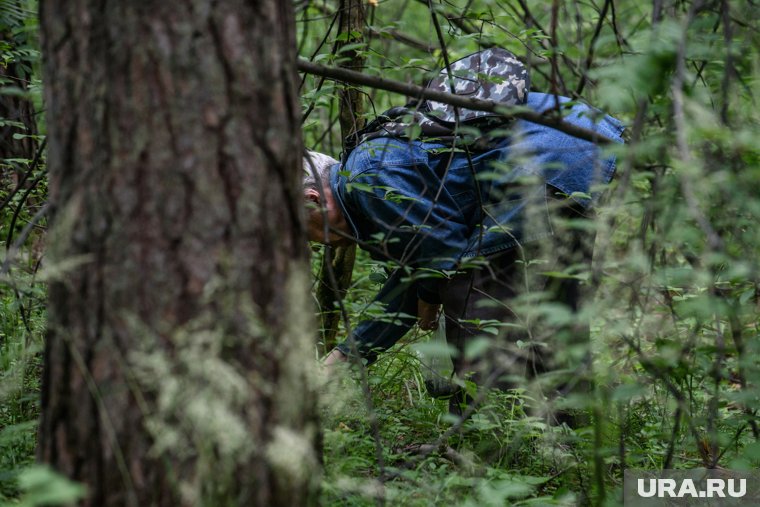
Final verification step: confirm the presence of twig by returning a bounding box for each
[671,0,724,252]
[6,171,47,252]
[576,0,612,96]
[663,405,682,469]
[514,0,577,85]
[0,137,47,216]
[608,0,630,52]
[549,0,563,103]
[415,0,479,38]
[402,443,483,474]
[1,202,49,276]
[620,333,710,467]
[367,26,435,53]
[618,402,627,476]
[706,309,727,467]
[299,4,341,123]
[728,309,760,440]
[720,0,734,124]
[1,203,50,335]
[382,364,512,480]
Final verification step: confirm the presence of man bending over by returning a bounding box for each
[305,92,624,417]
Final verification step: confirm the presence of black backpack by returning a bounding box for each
[342,47,530,160]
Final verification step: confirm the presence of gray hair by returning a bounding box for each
[303,150,338,191]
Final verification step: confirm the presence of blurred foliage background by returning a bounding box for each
[299,0,760,505]
[1,0,759,505]
[0,0,46,503]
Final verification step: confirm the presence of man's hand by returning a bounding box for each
[417,299,441,331]
[323,348,348,366]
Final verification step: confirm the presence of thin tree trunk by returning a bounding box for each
[316,0,364,350]
[38,2,318,506]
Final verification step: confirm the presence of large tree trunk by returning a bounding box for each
[38,2,318,506]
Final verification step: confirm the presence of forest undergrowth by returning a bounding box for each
[2,0,760,505]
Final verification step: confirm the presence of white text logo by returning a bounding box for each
[637,478,746,499]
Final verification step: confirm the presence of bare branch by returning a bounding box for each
[297,58,619,145]
[368,26,436,53]
[575,0,613,96]
[671,1,724,252]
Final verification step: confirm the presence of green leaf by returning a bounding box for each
[539,271,587,281]
[336,42,367,54]
[741,442,760,461]
[406,123,422,141]
[464,337,491,360]
[413,340,458,360]
[12,466,87,507]
[0,420,36,446]
[368,271,387,284]
[610,383,647,402]
[0,86,32,98]
[0,119,25,128]
[739,287,755,305]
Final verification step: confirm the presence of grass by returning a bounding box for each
[314,249,760,506]
[0,247,756,505]
[320,353,592,506]
[0,288,44,501]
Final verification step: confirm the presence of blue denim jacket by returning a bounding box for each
[332,93,625,362]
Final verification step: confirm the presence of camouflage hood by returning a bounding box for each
[342,47,531,159]
[425,47,530,125]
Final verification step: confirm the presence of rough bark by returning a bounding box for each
[335,0,366,141]
[38,2,318,506]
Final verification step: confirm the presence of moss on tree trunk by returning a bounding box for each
[38,1,319,505]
